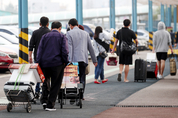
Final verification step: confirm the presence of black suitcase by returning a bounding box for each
[147,62,158,79]
[134,59,147,82]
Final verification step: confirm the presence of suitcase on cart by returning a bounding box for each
[4,81,36,112]
[4,81,35,102]
[58,64,83,109]
[134,59,147,82]
[147,62,158,79]
[58,84,83,109]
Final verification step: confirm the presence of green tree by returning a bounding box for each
[153,6,160,21]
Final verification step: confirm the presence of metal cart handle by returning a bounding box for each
[6,90,21,96]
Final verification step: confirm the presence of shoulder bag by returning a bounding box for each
[94,38,109,52]
[120,30,137,55]
[95,41,108,58]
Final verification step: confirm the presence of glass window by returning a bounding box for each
[0,34,18,44]
[1,29,14,35]
[0,36,12,45]
[137,32,144,36]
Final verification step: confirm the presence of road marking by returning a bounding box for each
[0,74,11,79]
[0,97,8,104]
[86,64,134,80]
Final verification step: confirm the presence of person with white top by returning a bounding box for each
[93,26,111,84]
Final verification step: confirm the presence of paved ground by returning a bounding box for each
[92,107,178,118]
[117,71,178,106]
[0,51,178,118]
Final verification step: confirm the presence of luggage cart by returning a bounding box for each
[58,83,83,109]
[4,82,36,113]
[4,64,45,113]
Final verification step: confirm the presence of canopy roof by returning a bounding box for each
[138,0,178,5]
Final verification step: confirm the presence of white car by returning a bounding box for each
[0,35,19,56]
[137,38,148,51]
[0,32,19,44]
[137,29,149,41]
[0,35,34,62]
[0,26,32,41]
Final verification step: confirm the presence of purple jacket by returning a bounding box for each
[36,30,69,68]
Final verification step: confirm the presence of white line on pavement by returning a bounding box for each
[86,64,134,81]
[0,97,8,104]
[0,74,11,79]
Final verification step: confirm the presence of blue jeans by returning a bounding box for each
[34,61,40,93]
[95,56,105,80]
[35,83,40,93]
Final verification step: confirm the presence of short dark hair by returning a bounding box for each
[40,16,49,26]
[123,19,131,27]
[51,21,62,29]
[68,18,78,26]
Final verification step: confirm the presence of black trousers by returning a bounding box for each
[41,65,64,108]
[78,62,88,95]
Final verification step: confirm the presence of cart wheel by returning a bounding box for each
[79,99,82,108]
[26,103,31,113]
[70,99,75,105]
[33,100,36,104]
[60,99,63,109]
[7,103,12,112]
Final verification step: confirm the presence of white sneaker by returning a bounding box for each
[160,75,164,79]
[45,108,56,111]
[157,74,163,79]
[157,74,161,79]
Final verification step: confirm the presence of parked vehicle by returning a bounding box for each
[0,51,13,71]
[0,35,19,56]
[137,29,149,41]
[0,47,18,71]
[0,26,32,41]
[83,24,95,40]
[0,32,18,44]
[137,38,148,51]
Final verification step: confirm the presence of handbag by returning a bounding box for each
[85,64,90,75]
[99,51,108,58]
[120,30,137,55]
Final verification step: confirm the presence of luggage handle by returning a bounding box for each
[169,53,176,59]
[6,90,21,96]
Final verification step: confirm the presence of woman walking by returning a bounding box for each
[93,26,111,84]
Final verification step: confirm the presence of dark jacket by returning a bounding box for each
[36,30,69,68]
[170,32,175,45]
[29,26,51,61]
[176,32,178,44]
